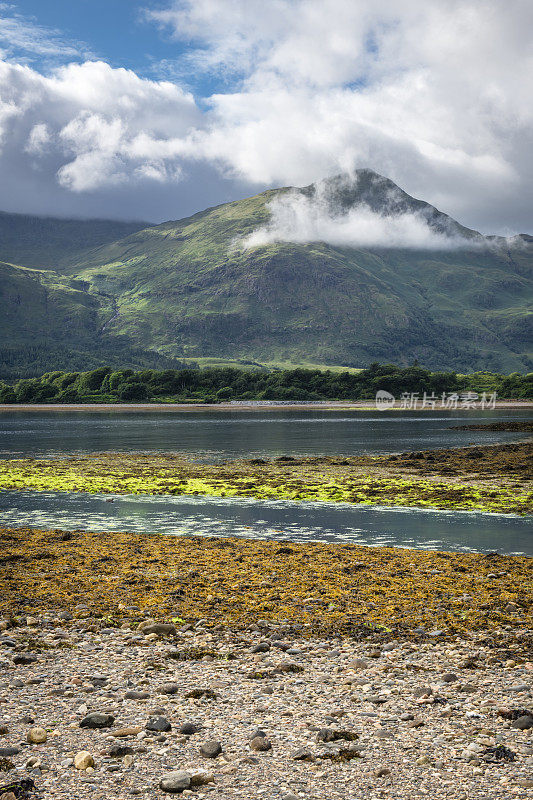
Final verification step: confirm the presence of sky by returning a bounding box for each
[0,0,532,234]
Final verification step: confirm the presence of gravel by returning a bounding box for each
[0,614,531,799]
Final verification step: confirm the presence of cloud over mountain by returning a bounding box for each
[0,0,531,232]
[242,174,478,250]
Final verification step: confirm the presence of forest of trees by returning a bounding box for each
[0,363,531,403]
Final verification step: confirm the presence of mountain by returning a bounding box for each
[1,169,531,377]
[0,211,150,271]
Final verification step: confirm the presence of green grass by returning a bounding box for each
[179,357,363,373]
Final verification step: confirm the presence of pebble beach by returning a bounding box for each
[1,527,532,800]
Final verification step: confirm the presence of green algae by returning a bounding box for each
[0,454,530,514]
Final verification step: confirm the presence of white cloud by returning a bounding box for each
[241,176,475,250]
[0,60,201,193]
[0,1,532,233]
[145,0,533,233]
[0,6,91,62]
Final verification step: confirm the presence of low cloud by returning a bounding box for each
[242,181,475,250]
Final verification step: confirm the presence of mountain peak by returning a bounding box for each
[302,170,480,240]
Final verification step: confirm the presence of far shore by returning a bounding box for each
[0,399,531,412]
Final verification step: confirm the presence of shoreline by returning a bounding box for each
[1,530,532,799]
[0,399,532,412]
[0,577,532,800]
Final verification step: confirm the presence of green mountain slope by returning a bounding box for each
[0,260,185,378]
[0,211,150,271]
[1,170,531,374]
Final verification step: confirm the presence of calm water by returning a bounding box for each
[0,408,531,554]
[0,490,531,555]
[0,408,530,459]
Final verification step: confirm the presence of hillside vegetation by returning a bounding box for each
[1,170,531,374]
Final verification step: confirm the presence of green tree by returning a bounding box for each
[118,381,149,401]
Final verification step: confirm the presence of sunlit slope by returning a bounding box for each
[0,260,181,376]
[71,186,532,371]
[1,170,531,372]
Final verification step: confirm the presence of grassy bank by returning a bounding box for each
[1,527,532,642]
[0,442,531,514]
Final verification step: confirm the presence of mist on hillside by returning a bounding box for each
[242,176,478,250]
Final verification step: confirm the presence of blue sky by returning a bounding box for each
[0,0,531,234]
[3,0,224,95]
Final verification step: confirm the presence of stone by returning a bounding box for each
[199,740,222,758]
[251,643,270,653]
[179,722,200,735]
[375,767,391,777]
[190,770,215,787]
[12,654,37,665]
[368,695,388,704]
[109,744,134,758]
[442,672,458,682]
[124,691,150,700]
[316,728,358,743]
[146,716,171,732]
[111,727,142,737]
[292,748,314,761]
[482,745,516,763]
[0,748,19,758]
[74,751,94,770]
[347,659,369,670]
[184,688,217,700]
[511,714,533,730]
[160,771,191,792]
[80,712,115,729]
[141,623,177,637]
[158,683,179,695]
[250,736,272,751]
[27,727,47,744]
[413,686,432,698]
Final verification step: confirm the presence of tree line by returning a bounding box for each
[0,363,531,403]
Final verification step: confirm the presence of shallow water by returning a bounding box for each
[1,407,531,554]
[0,489,531,555]
[0,408,530,459]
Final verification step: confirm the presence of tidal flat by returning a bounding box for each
[1,525,532,640]
[0,441,531,514]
